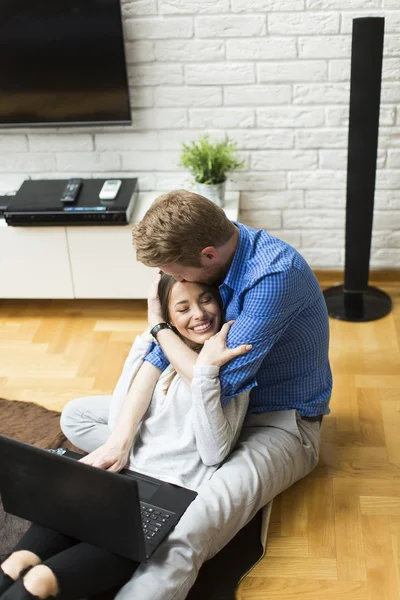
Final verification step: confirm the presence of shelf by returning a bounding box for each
[0,191,240,299]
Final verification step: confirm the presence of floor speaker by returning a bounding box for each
[323,17,392,322]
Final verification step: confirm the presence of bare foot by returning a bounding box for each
[1,551,41,581]
[23,565,59,599]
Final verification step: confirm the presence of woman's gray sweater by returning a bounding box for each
[108,335,250,491]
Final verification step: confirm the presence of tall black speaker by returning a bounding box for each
[323,17,392,322]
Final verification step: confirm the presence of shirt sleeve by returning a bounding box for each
[191,365,250,467]
[143,341,170,373]
[219,268,311,406]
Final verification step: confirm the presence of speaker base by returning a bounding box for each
[323,285,392,322]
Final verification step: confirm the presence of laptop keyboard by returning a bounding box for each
[140,501,175,543]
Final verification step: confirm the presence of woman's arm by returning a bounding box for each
[109,361,161,451]
[191,321,252,466]
[80,361,160,472]
[191,365,249,466]
[80,334,161,472]
[108,331,154,429]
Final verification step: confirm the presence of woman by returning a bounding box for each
[0,274,252,600]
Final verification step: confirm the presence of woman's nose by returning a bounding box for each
[193,305,206,319]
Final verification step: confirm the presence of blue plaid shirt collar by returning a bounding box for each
[221,222,251,292]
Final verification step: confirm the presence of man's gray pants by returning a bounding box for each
[60,396,322,600]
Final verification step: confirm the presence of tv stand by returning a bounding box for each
[0,192,239,299]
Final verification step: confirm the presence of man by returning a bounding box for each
[62,189,331,599]
[115,189,331,598]
[136,190,331,418]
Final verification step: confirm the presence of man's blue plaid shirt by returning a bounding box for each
[144,222,332,417]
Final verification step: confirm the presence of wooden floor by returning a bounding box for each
[0,278,399,600]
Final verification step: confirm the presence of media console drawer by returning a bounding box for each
[0,222,73,299]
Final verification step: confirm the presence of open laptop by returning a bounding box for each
[0,435,197,563]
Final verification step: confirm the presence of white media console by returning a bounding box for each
[0,192,239,299]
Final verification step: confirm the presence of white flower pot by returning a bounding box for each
[196,181,226,208]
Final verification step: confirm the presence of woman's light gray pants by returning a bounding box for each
[60,396,322,600]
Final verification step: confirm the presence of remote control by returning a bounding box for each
[60,178,83,203]
[99,179,122,200]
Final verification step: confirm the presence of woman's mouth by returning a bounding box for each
[190,320,213,334]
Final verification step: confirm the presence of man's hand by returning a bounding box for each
[78,438,131,473]
[148,272,163,328]
[195,321,252,368]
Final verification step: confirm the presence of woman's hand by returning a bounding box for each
[195,321,252,368]
[148,272,163,328]
[78,438,131,473]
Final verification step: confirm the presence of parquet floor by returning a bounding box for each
[0,278,399,600]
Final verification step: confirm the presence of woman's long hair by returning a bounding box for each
[157,272,224,393]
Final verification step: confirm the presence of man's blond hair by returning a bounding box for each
[133,190,236,267]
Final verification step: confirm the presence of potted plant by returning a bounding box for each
[179,135,244,207]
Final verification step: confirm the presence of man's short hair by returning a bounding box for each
[133,189,236,267]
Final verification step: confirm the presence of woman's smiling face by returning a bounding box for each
[168,281,221,345]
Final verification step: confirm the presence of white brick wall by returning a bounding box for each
[1,1,399,269]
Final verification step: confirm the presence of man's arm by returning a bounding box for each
[147,268,311,403]
[217,268,312,404]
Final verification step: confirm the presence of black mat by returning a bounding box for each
[187,509,264,600]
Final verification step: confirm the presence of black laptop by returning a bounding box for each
[0,435,197,563]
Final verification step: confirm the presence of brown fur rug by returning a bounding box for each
[0,397,82,451]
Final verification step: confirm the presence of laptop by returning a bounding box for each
[0,435,197,563]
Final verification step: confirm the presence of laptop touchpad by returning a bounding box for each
[136,479,160,502]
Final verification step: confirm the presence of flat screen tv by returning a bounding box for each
[0,0,131,127]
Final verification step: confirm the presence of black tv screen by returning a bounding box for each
[0,0,131,127]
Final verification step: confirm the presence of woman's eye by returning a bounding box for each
[202,297,212,304]
[177,309,188,313]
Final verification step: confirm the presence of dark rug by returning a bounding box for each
[0,398,267,599]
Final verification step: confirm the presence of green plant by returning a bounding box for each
[179,135,244,185]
